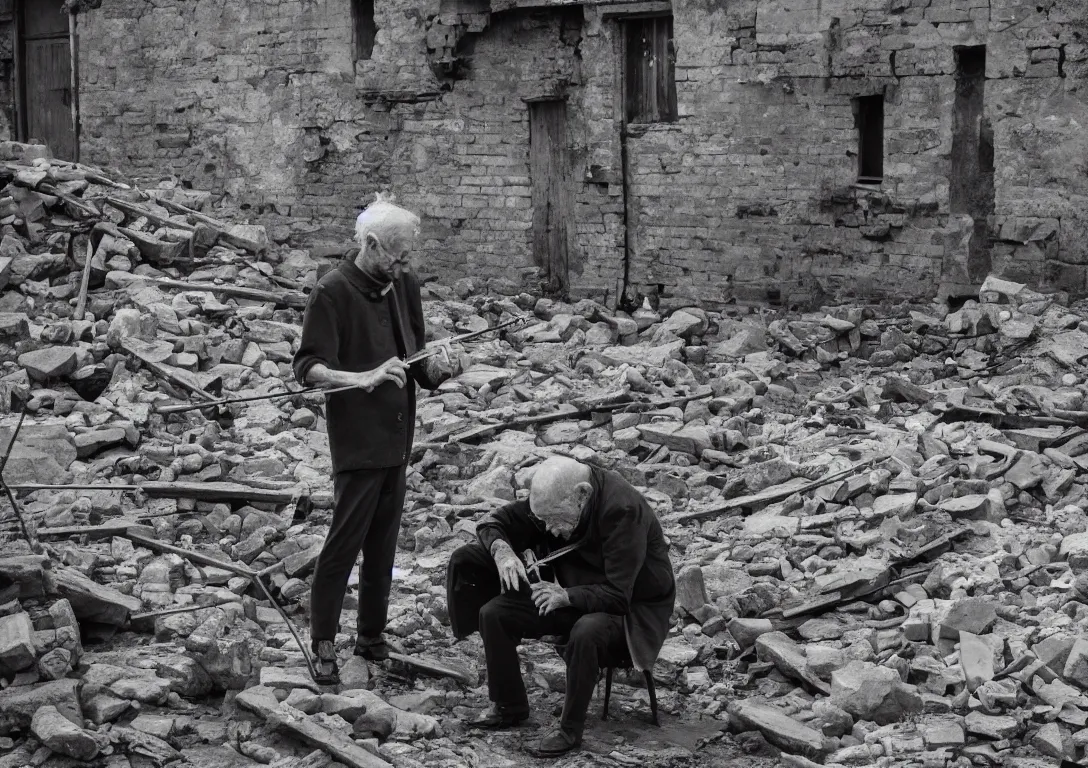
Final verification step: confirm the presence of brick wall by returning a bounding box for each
[68,0,1088,305]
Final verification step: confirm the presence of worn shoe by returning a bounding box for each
[526,727,582,757]
[311,640,340,686]
[468,704,530,729]
[353,635,399,661]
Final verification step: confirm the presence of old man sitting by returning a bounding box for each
[446,456,675,757]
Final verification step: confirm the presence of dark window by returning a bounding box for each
[625,16,677,124]
[854,94,884,183]
[353,0,376,62]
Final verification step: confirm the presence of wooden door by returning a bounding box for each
[529,100,573,296]
[21,0,77,160]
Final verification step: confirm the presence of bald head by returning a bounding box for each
[528,457,593,539]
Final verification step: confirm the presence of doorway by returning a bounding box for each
[529,99,573,297]
[18,0,77,160]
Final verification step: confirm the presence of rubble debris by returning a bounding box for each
[4,141,1088,765]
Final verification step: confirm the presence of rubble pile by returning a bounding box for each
[0,140,1088,767]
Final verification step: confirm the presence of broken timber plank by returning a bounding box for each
[146,277,308,310]
[156,197,266,254]
[105,196,196,232]
[118,226,189,265]
[36,521,154,540]
[140,481,299,504]
[7,480,298,505]
[236,690,393,768]
[131,600,235,622]
[387,652,473,685]
[125,532,255,577]
[881,374,933,404]
[450,390,712,444]
[676,458,880,522]
[121,337,222,402]
[74,239,93,320]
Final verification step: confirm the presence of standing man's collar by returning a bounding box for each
[339,258,395,299]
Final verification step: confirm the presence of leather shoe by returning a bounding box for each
[468,704,530,729]
[527,727,581,757]
[310,640,340,686]
[353,635,400,661]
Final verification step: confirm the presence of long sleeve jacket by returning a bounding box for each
[476,465,676,671]
[292,260,443,472]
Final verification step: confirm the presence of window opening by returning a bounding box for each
[625,15,677,124]
[854,94,884,184]
[353,0,376,62]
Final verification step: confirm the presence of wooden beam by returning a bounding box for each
[146,276,308,310]
[675,459,881,523]
[104,196,197,232]
[9,480,299,505]
[156,197,266,255]
[36,521,155,540]
[120,337,223,402]
[236,691,393,768]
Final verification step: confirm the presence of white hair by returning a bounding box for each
[354,193,421,252]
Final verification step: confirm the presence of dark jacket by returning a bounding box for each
[292,260,441,472]
[475,466,676,671]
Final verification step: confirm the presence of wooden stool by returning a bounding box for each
[541,635,660,726]
[603,660,659,726]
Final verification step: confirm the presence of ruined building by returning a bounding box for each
[4,0,1087,306]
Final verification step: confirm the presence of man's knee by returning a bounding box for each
[478,596,508,633]
[568,613,617,649]
[449,542,490,570]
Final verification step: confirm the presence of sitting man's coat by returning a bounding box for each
[448,464,675,671]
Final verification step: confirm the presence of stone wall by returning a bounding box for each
[614,0,1088,304]
[67,0,1088,305]
[76,0,431,247]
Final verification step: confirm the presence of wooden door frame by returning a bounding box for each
[14,0,79,160]
[527,97,573,297]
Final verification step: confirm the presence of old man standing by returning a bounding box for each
[294,195,453,686]
[446,456,676,756]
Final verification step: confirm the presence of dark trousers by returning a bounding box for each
[447,543,628,736]
[310,464,406,642]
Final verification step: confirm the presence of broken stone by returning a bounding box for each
[0,679,82,735]
[637,421,711,456]
[960,631,996,692]
[755,632,829,694]
[965,711,1021,739]
[1062,638,1088,689]
[923,719,965,749]
[18,347,78,381]
[49,566,142,625]
[675,564,709,615]
[0,612,36,675]
[728,618,774,648]
[727,700,828,758]
[940,598,997,638]
[31,705,99,761]
[1032,722,1068,759]
[830,660,922,725]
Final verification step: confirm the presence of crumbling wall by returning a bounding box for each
[0,0,15,141]
[615,0,1088,305]
[76,0,437,249]
[386,8,603,291]
[72,0,1088,303]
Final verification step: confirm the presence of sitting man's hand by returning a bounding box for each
[531,581,571,616]
[491,540,529,593]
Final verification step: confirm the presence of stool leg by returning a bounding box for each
[643,670,659,726]
[602,666,613,720]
